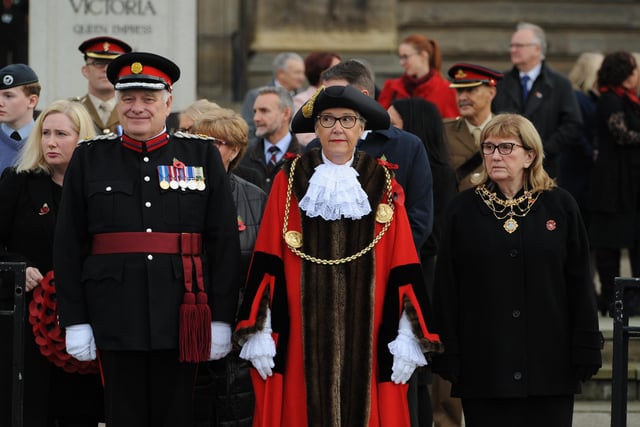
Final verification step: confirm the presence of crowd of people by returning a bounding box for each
[4,18,640,427]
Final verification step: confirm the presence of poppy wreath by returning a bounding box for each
[28,270,99,374]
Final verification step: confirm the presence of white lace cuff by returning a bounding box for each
[387,311,427,366]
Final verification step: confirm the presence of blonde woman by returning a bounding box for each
[0,99,104,426]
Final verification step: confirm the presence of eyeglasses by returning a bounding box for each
[317,114,361,129]
[398,52,419,62]
[509,43,537,50]
[210,137,227,147]
[481,142,526,155]
[86,60,110,69]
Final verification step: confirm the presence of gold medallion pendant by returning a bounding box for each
[375,203,393,224]
[285,231,303,248]
[503,218,518,234]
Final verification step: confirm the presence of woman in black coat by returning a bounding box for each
[589,51,640,316]
[0,100,104,426]
[432,114,602,427]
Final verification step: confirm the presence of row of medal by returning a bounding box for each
[157,165,206,191]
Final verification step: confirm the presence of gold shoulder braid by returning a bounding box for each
[282,157,394,264]
[475,184,540,234]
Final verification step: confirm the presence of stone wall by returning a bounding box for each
[196,0,640,106]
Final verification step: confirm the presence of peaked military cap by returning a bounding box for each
[291,85,390,133]
[448,63,503,88]
[78,36,132,60]
[0,64,39,90]
[107,52,180,91]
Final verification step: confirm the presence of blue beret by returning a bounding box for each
[0,64,39,90]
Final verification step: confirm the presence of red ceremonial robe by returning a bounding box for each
[235,149,441,427]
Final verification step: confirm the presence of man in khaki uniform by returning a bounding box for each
[443,63,503,191]
[74,36,131,135]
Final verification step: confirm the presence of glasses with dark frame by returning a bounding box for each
[481,142,526,155]
[316,114,361,129]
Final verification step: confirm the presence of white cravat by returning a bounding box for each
[298,153,371,221]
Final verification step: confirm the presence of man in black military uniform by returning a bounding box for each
[54,52,240,426]
[74,36,132,135]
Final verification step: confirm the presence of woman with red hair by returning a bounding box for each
[379,34,459,119]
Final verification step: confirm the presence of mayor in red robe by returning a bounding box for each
[235,85,442,427]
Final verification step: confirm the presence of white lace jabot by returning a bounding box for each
[298,152,371,221]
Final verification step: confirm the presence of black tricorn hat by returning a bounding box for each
[291,85,390,133]
[107,52,180,91]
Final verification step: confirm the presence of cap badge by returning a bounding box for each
[455,69,467,79]
[3,75,13,86]
[131,62,143,74]
[302,85,323,118]
[102,42,111,52]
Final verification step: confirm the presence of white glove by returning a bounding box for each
[239,308,276,380]
[210,322,232,360]
[65,323,96,361]
[391,355,418,384]
[388,311,427,384]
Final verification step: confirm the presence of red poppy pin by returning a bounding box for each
[38,203,50,216]
[377,156,399,170]
[238,216,246,232]
[546,219,556,231]
[173,158,185,169]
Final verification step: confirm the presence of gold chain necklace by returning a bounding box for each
[282,157,394,265]
[475,184,540,234]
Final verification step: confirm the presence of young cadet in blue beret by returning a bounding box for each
[0,63,40,174]
[54,52,241,426]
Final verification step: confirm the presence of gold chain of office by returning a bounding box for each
[475,184,540,234]
[282,157,394,265]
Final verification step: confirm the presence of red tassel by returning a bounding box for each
[178,291,212,363]
[196,292,212,361]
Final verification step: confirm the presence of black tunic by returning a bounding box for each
[53,133,240,351]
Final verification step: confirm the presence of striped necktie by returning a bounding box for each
[267,145,280,171]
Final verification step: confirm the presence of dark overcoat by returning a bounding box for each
[492,63,583,178]
[0,169,103,425]
[433,185,601,398]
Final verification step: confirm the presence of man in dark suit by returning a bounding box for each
[241,52,305,147]
[73,36,132,135]
[492,22,582,179]
[239,86,302,193]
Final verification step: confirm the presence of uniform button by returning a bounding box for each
[509,249,518,257]
[145,202,151,208]
[144,176,150,182]
[105,186,112,192]
[143,156,150,163]
[512,310,521,318]
[513,371,522,380]
[147,254,153,261]
[146,228,152,232]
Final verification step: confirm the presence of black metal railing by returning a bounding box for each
[611,276,640,427]
[0,262,26,427]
